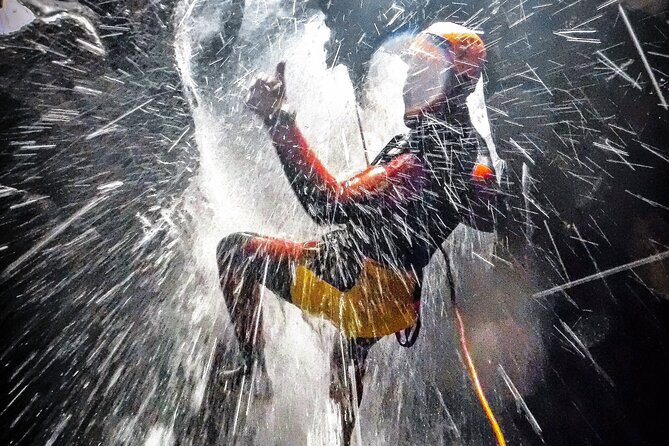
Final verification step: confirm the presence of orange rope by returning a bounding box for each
[454,306,507,446]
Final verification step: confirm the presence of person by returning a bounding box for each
[215,21,497,444]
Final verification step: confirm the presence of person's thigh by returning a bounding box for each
[220,232,318,300]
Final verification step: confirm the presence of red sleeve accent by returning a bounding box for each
[339,153,426,203]
[270,122,340,192]
[243,236,318,261]
[269,121,426,224]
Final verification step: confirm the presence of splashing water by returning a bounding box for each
[1,0,667,445]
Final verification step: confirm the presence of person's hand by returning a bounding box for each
[245,62,286,120]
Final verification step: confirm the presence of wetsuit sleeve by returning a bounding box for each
[265,110,425,225]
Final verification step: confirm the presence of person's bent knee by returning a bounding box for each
[216,232,256,273]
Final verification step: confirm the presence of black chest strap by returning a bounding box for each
[370,134,412,166]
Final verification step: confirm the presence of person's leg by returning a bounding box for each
[216,232,314,373]
[329,336,378,446]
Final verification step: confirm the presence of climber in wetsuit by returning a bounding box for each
[215,22,497,444]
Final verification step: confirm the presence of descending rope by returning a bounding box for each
[440,245,507,446]
[354,103,370,166]
[453,305,507,446]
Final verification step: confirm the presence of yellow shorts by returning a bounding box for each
[290,259,419,338]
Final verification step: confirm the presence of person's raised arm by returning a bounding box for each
[245,62,426,225]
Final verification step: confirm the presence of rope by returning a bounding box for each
[439,244,506,446]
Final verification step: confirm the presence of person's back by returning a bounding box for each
[341,116,490,269]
